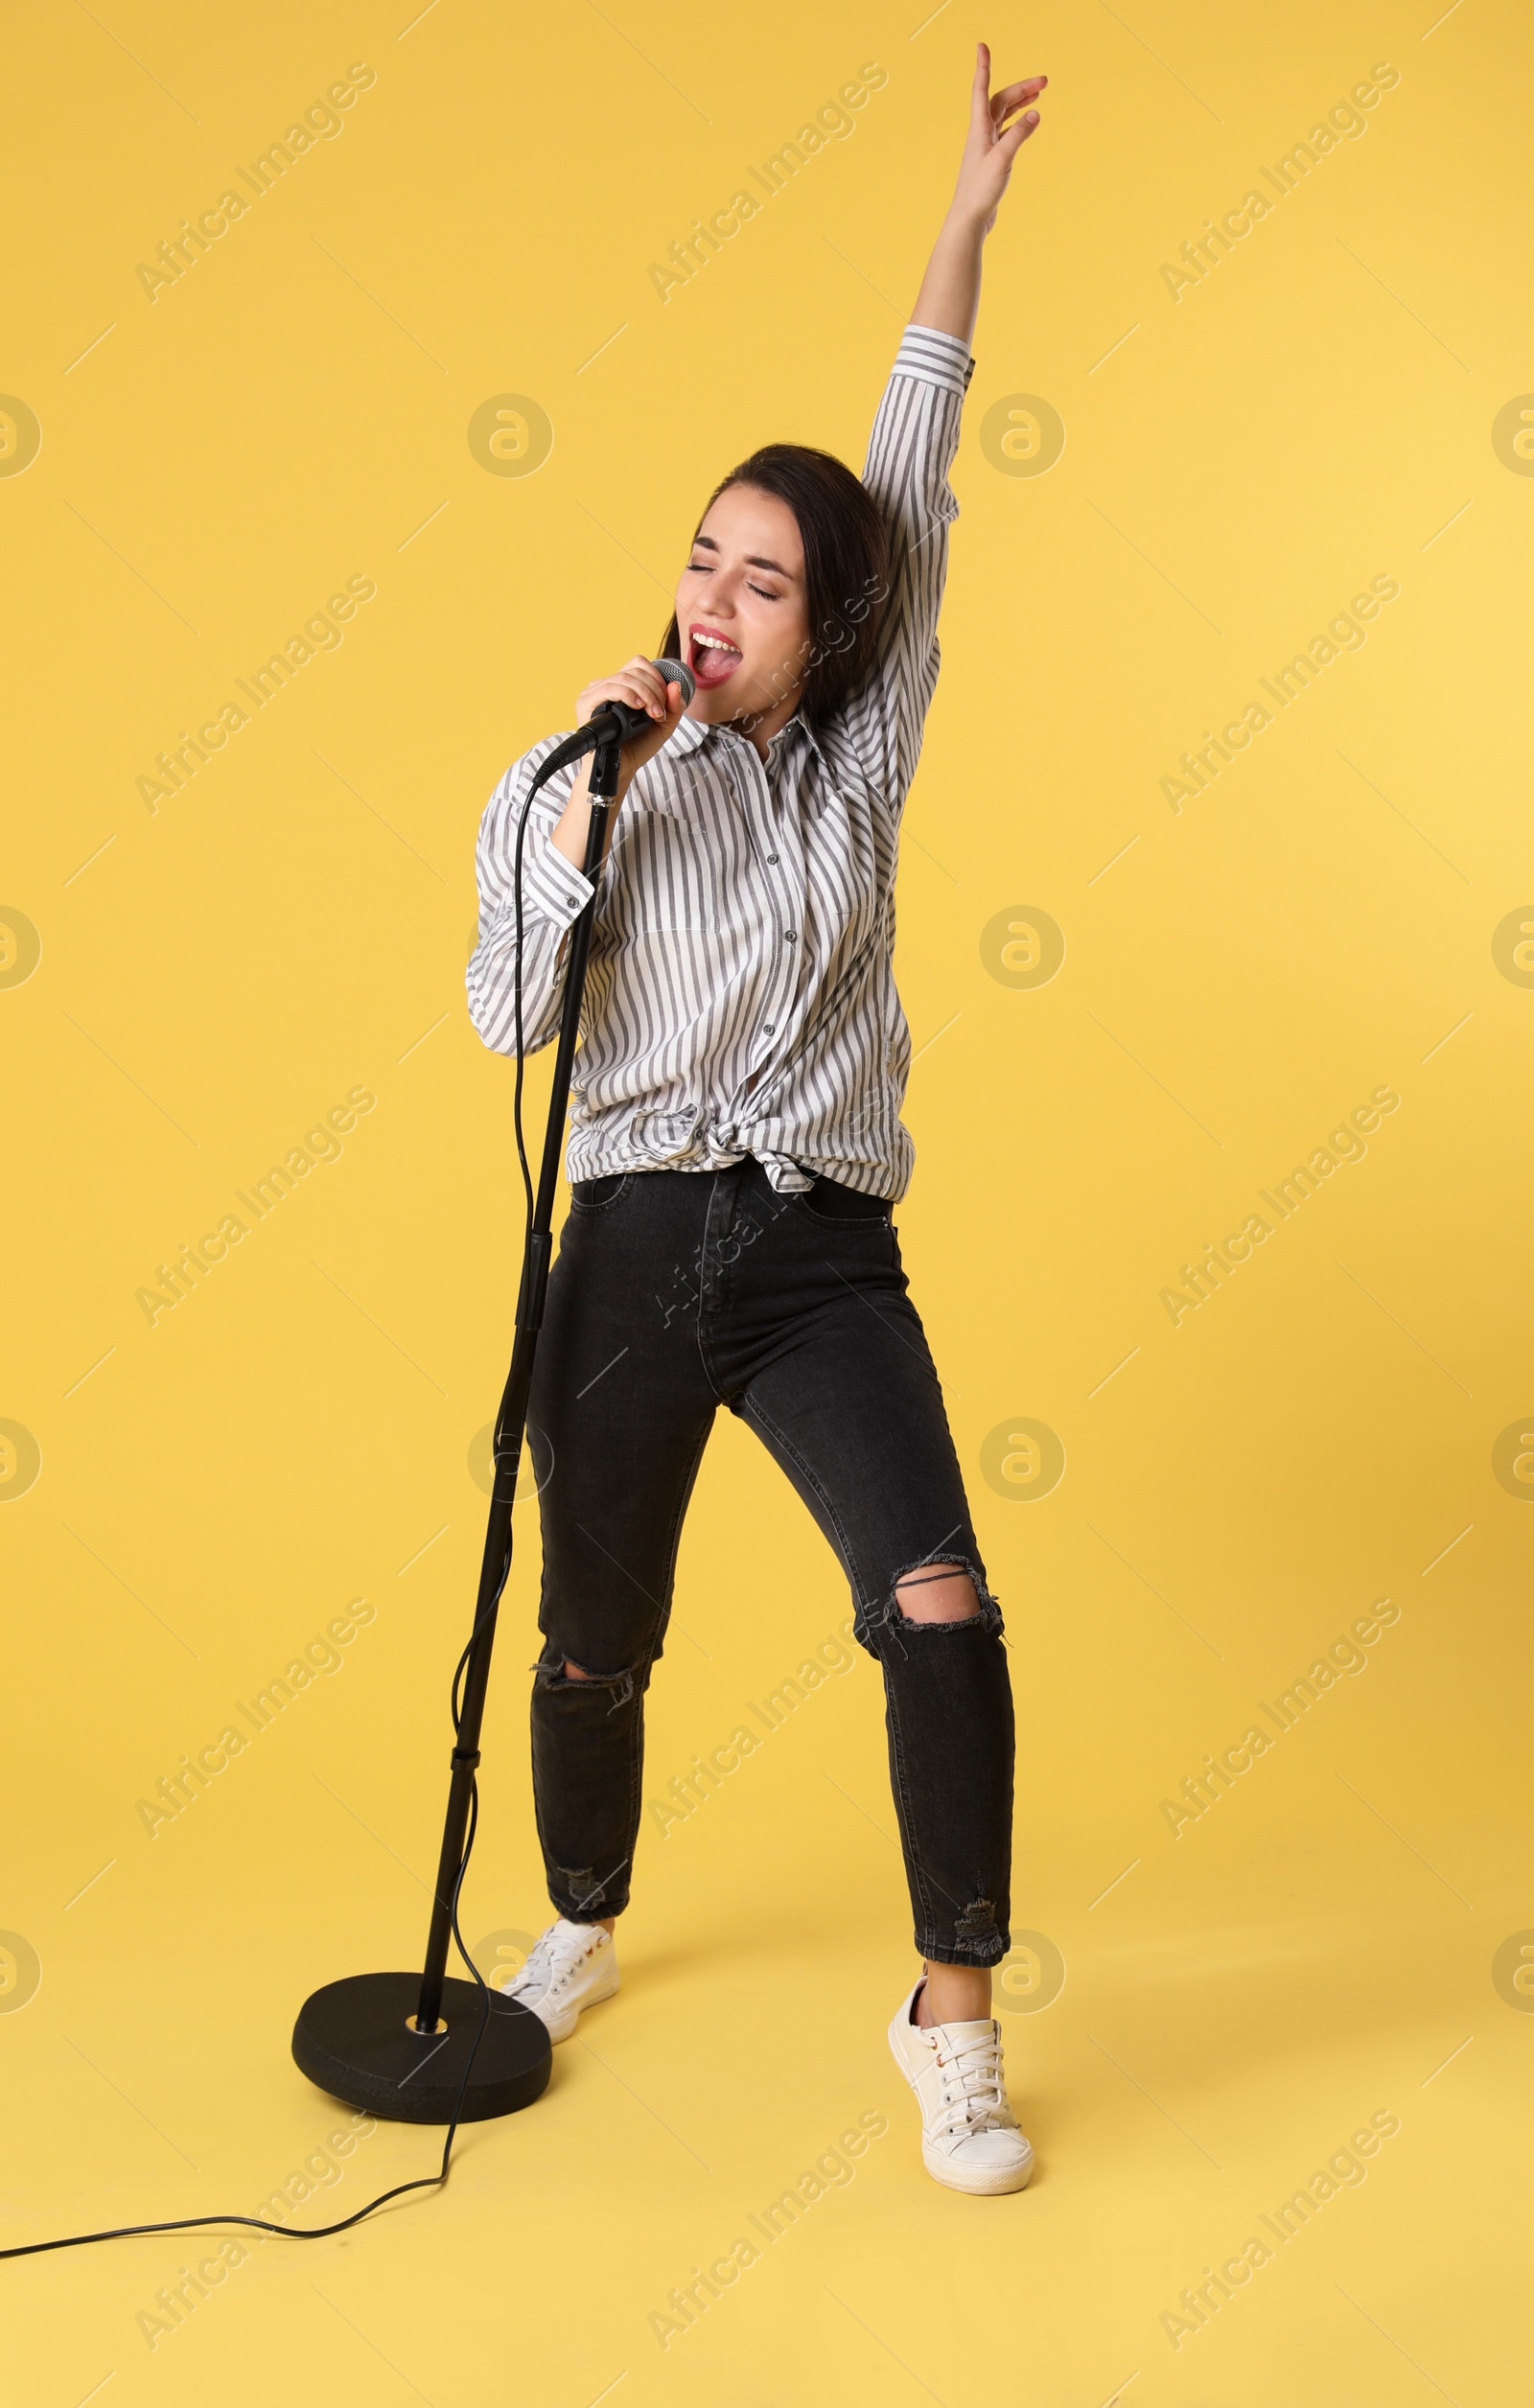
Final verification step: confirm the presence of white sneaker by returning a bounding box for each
[888,1979,1035,2195]
[494,1917,619,2043]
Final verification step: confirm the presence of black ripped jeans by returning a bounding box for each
[524,1157,1014,1966]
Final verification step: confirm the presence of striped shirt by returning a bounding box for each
[466,322,976,1201]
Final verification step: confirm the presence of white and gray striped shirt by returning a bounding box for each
[467,322,975,1201]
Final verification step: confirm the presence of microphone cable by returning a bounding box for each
[0,1768,491,2260]
[0,729,602,2265]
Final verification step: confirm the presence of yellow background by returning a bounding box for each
[4,1,1529,2398]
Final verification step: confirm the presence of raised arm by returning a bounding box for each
[912,45,1045,346]
[854,47,1046,792]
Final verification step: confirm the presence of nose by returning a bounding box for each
[701,576,741,618]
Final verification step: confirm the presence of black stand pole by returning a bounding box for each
[291,740,620,2125]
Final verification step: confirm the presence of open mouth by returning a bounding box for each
[688,624,742,690]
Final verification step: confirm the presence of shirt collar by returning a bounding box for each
[675,708,825,767]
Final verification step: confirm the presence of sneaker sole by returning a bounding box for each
[921,2138,1035,2195]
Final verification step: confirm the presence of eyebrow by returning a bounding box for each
[689,534,796,579]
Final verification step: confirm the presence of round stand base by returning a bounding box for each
[292,1972,551,2125]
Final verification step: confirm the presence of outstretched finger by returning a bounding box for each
[991,77,1047,126]
[969,40,994,123]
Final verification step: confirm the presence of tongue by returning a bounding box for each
[693,640,739,685]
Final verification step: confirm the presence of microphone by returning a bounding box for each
[538,660,697,779]
[585,657,695,742]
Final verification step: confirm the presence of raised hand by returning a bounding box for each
[911,43,1050,344]
[952,43,1047,232]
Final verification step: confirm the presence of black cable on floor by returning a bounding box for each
[0,746,584,2265]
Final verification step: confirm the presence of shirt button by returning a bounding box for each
[765,852,779,865]
[784,930,798,944]
[762,1022,775,1035]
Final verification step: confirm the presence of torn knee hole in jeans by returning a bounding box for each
[890,1557,992,1629]
[537,1650,637,1710]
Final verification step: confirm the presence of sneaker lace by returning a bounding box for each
[505,1925,588,2000]
[932,2026,1011,2138]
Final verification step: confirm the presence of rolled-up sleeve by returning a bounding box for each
[857,323,975,794]
[466,737,594,1055]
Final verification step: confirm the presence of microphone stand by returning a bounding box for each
[291,728,623,2123]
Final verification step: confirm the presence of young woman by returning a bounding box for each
[467,46,1046,2196]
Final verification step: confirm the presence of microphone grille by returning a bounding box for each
[654,655,696,706]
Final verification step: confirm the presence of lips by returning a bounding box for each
[688,622,742,690]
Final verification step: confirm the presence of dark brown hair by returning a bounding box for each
[660,444,889,729]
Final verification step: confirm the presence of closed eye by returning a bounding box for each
[685,557,783,601]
